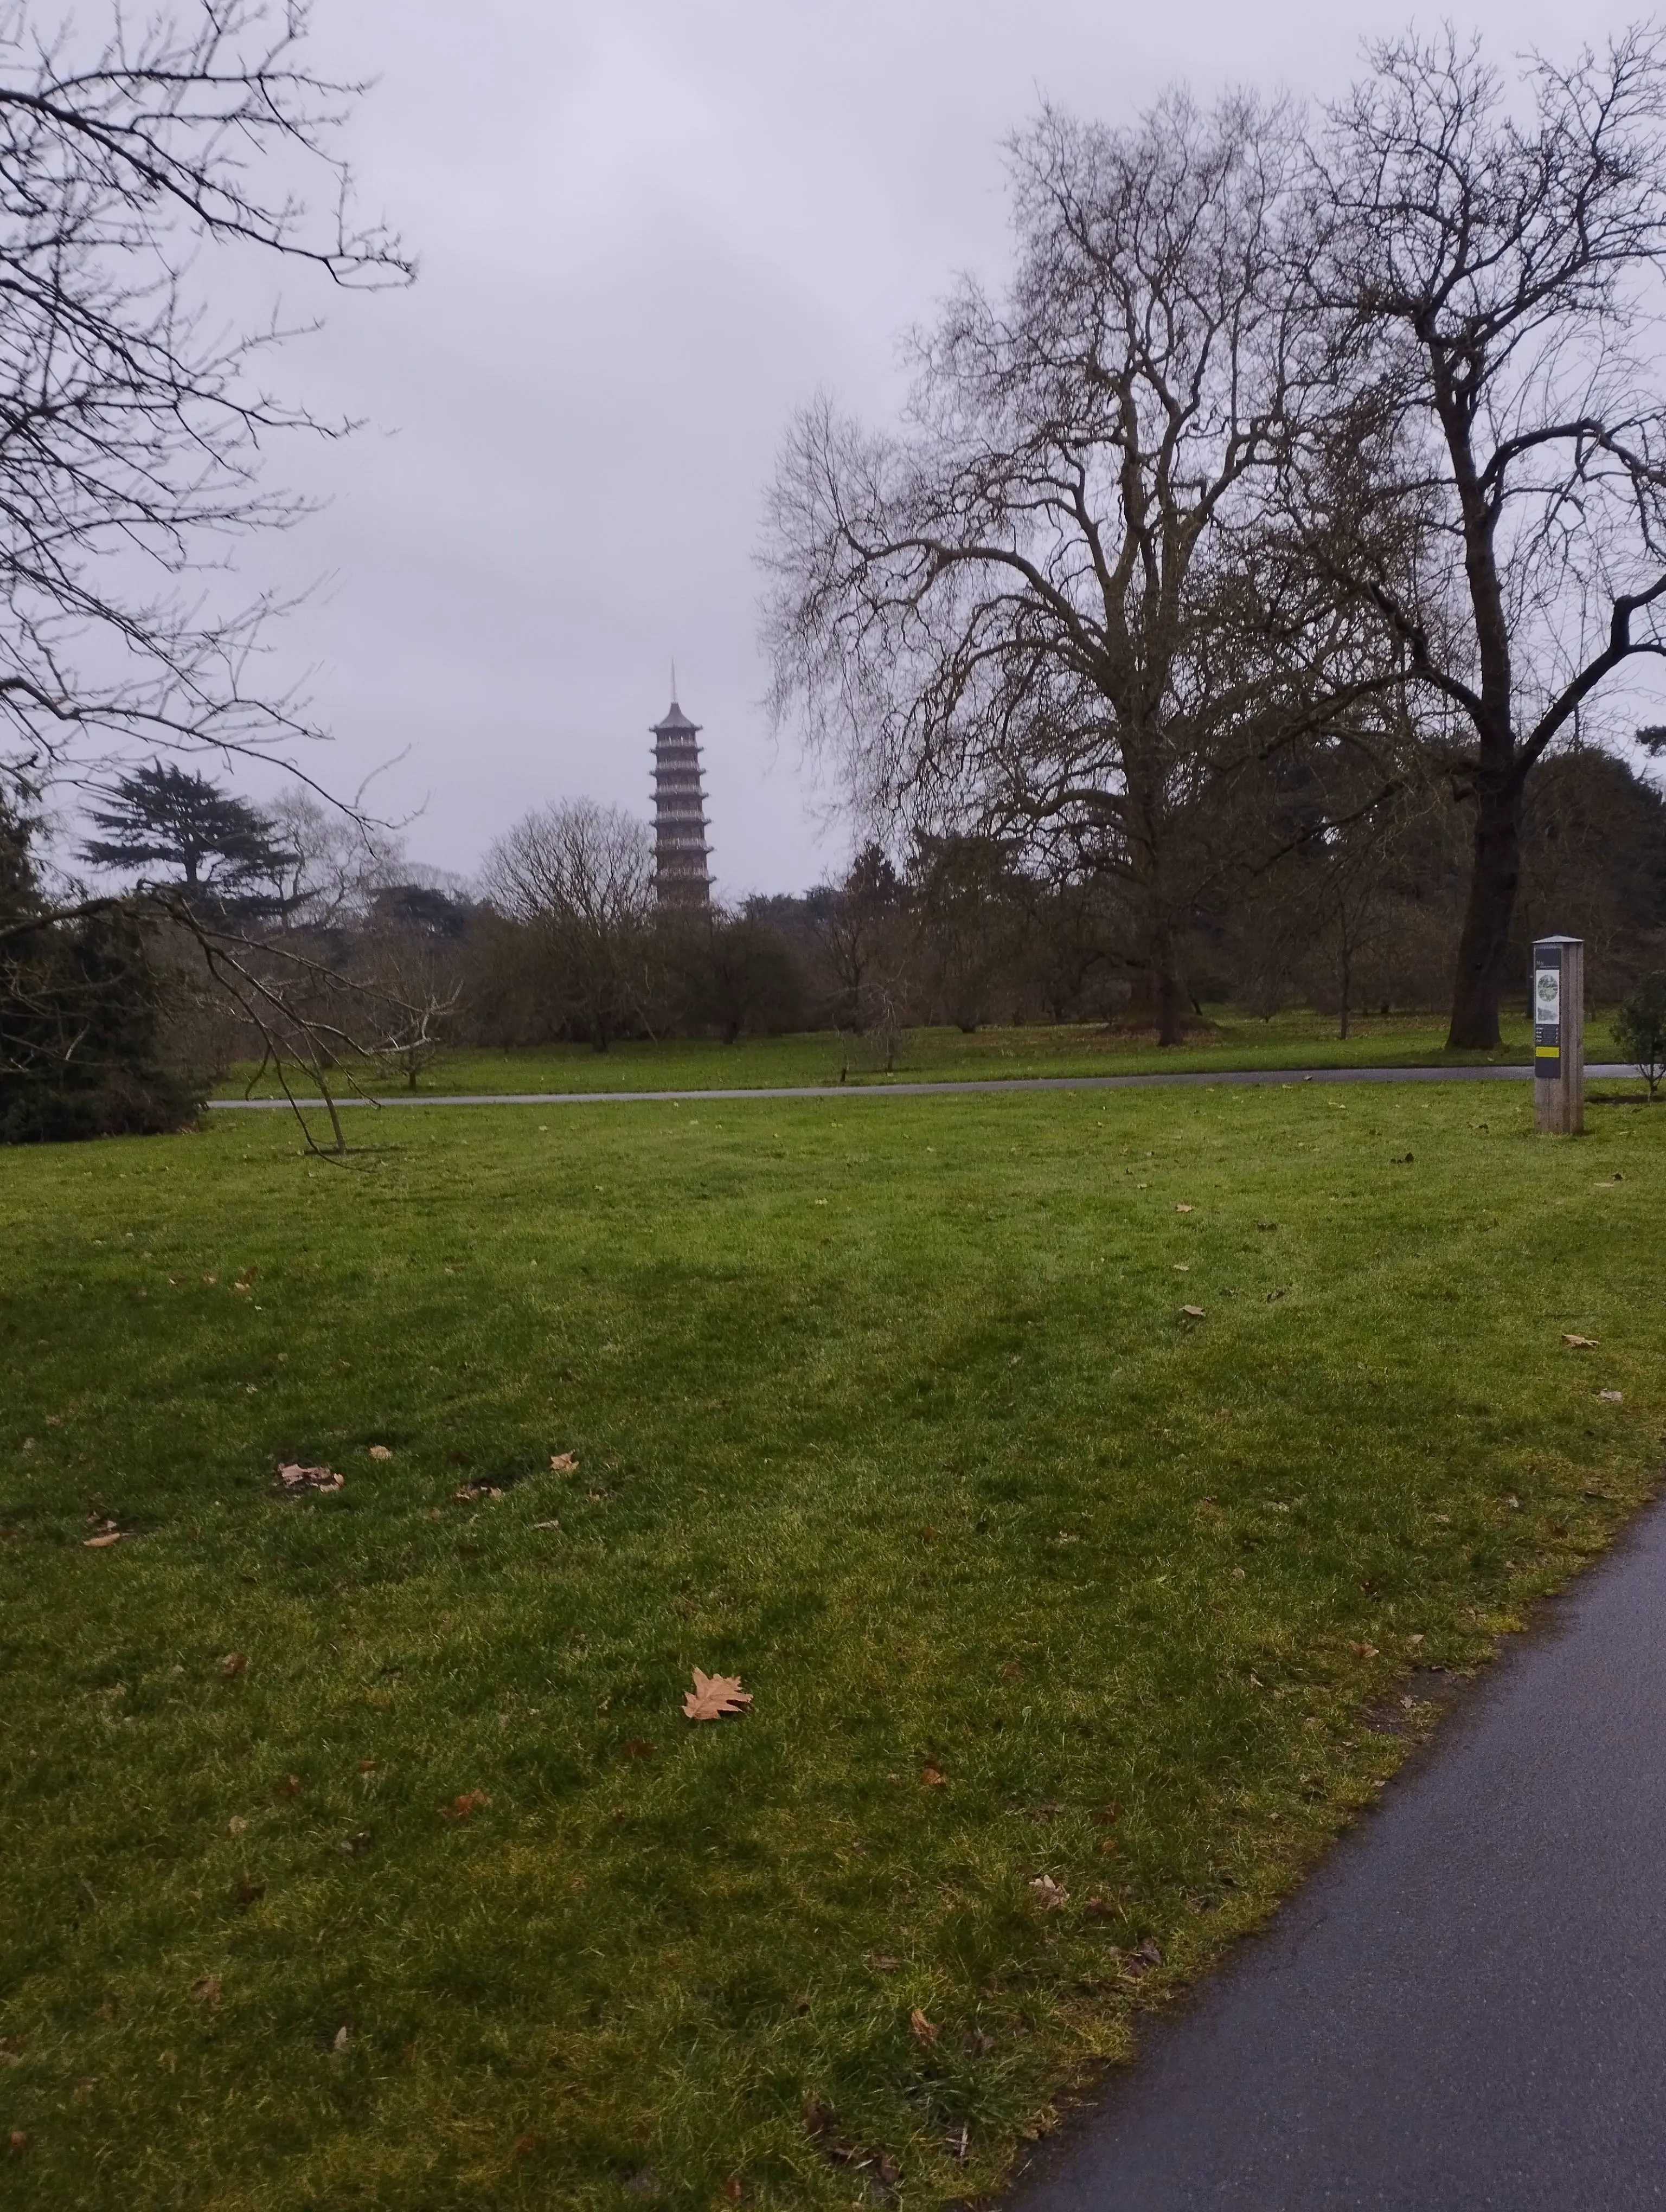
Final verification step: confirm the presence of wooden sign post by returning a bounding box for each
[1532,935,1585,1135]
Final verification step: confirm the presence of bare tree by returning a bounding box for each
[764,93,1379,1044]
[482,800,655,1052]
[0,4,411,1140]
[1309,26,1666,1046]
[0,2,410,812]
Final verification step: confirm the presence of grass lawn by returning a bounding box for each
[2,1079,1662,2209]
[216,1005,1555,1102]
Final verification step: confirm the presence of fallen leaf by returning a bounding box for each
[1029,1874,1069,1909]
[722,2179,742,2202]
[919,1765,946,1787]
[1175,1203,1195,1213]
[1561,1334,1597,1349]
[453,1482,503,1502]
[339,1829,374,1857]
[228,1816,248,1835]
[1180,1304,1206,1320]
[549,1452,578,1472]
[1598,1388,1624,1403]
[999,1661,1024,1681]
[530,1517,562,1529]
[512,2134,543,2160]
[83,1530,122,1548]
[189,1974,221,2006]
[909,2007,940,2046]
[1348,1642,1380,1660]
[682,1668,752,1722]
[357,1757,377,1773]
[367,1445,393,1461]
[867,1953,899,1973]
[1123,1935,1164,1978]
[8,2130,29,2156]
[276,1463,342,1493]
[1172,1262,1190,1272]
[332,2024,350,2053]
[220,1652,247,1679]
[441,1789,491,1819]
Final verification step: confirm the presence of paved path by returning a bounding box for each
[208,1063,1638,1110]
[1009,1493,1666,2212]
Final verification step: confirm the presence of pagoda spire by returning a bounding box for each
[650,685,711,909]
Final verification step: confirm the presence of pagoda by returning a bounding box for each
[650,687,712,909]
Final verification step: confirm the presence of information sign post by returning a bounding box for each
[1532,935,1585,1135]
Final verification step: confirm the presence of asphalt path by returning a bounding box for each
[208,1063,1638,1109]
[1009,1491,1666,2212]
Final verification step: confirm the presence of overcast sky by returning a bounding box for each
[233,0,1646,898]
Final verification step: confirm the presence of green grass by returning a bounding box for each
[2,1081,1662,2209]
[217,1006,1548,1101]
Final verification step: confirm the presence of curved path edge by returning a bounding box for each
[1005,1488,1666,2212]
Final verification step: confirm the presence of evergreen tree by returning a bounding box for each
[1,798,200,1142]
[80,762,293,914]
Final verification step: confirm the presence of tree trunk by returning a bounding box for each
[1156,966,1184,1047]
[1446,778,1524,1050]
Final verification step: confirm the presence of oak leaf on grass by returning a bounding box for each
[549,1452,578,1472]
[441,1790,491,1819]
[1561,1334,1598,1349]
[909,2008,939,2046]
[1180,1304,1206,1320]
[276,1463,342,1493]
[682,1668,752,1721]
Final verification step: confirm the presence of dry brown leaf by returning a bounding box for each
[909,2007,939,2046]
[999,1661,1023,1682]
[1598,1388,1624,1403]
[683,1668,752,1721]
[219,1652,246,1679]
[1029,1873,1068,1909]
[549,1452,578,1472]
[332,2025,350,2053]
[1175,1203,1195,1213]
[721,2179,742,2203]
[9,2130,30,2156]
[367,1444,393,1461]
[276,1463,342,1493]
[453,1482,503,1502]
[1124,1935,1164,1978]
[189,1975,221,2006]
[1561,1333,1598,1349]
[1180,1304,1206,1320]
[227,1815,248,1835]
[83,1529,121,1548]
[919,1765,946,1787]
[1348,1642,1380,1660]
[441,1789,491,1819]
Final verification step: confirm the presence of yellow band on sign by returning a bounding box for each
[1535,1044,1560,1058]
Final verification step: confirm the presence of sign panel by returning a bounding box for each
[1534,951,1561,1078]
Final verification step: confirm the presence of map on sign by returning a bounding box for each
[1535,967,1561,1025]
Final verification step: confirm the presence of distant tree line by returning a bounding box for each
[7,13,1666,1140]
